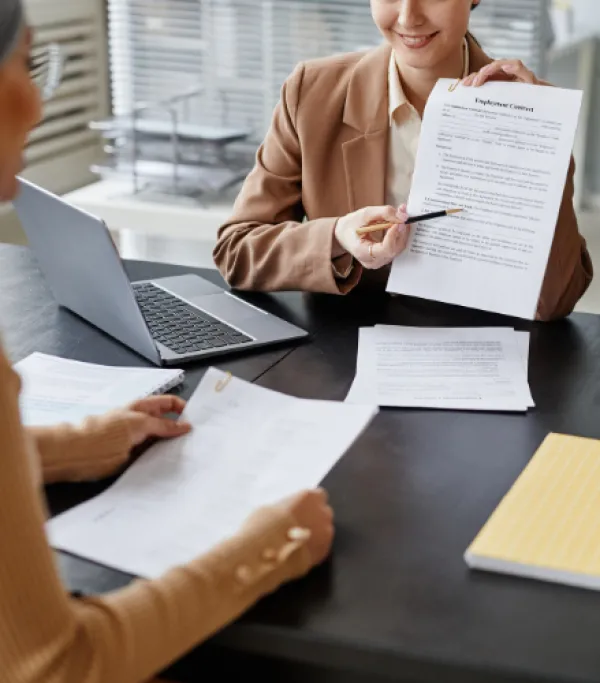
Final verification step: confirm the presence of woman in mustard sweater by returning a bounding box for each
[0,4,334,682]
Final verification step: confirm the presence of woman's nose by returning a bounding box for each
[397,0,426,31]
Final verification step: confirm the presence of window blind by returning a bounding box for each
[23,0,110,193]
[107,0,551,145]
[470,0,550,73]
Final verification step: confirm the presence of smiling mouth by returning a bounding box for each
[395,31,440,49]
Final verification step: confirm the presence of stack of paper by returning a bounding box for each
[16,353,185,427]
[346,326,533,412]
[48,368,378,579]
[466,433,600,591]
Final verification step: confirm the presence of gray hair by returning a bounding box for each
[0,0,24,66]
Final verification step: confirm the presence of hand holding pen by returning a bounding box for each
[333,204,411,270]
[356,208,462,236]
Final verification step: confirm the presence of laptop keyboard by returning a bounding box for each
[133,282,253,355]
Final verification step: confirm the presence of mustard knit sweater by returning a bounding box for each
[0,348,312,683]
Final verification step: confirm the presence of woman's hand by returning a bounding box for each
[334,204,410,270]
[462,59,541,88]
[39,395,192,484]
[244,488,335,570]
[122,395,192,448]
[276,488,334,567]
[96,396,191,477]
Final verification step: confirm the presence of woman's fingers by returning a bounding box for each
[463,60,538,87]
[144,415,192,438]
[461,72,476,87]
[501,61,536,84]
[129,395,187,417]
[354,238,379,267]
[362,205,401,224]
[355,206,409,269]
[369,222,410,267]
[336,204,409,270]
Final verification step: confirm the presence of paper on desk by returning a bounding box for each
[346,327,533,411]
[514,330,531,376]
[16,353,184,426]
[346,327,532,406]
[387,79,583,319]
[47,368,378,579]
[376,326,531,379]
[376,326,532,406]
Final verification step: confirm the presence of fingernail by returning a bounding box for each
[502,64,516,73]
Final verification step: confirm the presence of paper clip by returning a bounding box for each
[448,80,460,92]
[215,372,233,393]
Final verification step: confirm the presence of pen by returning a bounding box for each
[355,208,463,236]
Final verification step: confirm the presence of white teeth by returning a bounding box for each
[400,34,434,46]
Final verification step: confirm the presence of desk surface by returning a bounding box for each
[4,245,600,683]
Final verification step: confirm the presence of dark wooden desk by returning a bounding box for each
[228,293,600,683]
[4,245,600,683]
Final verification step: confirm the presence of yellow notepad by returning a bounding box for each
[465,433,600,591]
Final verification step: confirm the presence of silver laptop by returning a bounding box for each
[13,179,308,366]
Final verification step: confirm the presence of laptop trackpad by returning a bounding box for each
[195,292,266,322]
[152,274,224,297]
[152,274,266,323]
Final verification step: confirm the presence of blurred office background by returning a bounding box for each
[2,0,600,311]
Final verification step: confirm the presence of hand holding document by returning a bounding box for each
[387,79,583,319]
[48,368,378,579]
[346,326,533,412]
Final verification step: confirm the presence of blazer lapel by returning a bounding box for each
[341,44,391,212]
[342,130,388,211]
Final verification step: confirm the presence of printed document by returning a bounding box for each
[387,79,583,319]
[48,368,378,578]
[16,353,184,426]
[346,326,533,411]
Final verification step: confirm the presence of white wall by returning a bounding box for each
[571,0,600,38]
[553,0,600,45]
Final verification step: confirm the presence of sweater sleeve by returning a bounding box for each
[0,350,313,683]
[30,416,132,484]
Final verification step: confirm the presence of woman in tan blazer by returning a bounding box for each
[0,5,334,681]
[214,0,593,321]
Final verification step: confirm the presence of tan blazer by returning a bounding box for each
[214,39,593,320]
